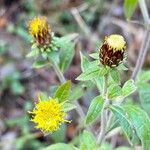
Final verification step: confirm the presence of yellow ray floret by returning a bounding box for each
[105,34,126,52]
[28,16,51,43]
[30,98,69,133]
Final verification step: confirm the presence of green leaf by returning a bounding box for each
[139,83,150,114]
[115,147,131,150]
[94,77,104,93]
[51,124,66,143]
[11,81,24,95]
[122,79,137,97]
[137,70,150,83]
[110,68,120,84]
[76,66,108,81]
[124,105,150,150]
[26,48,39,58]
[80,52,90,72]
[32,60,49,68]
[15,27,31,42]
[107,117,120,133]
[59,37,75,72]
[108,84,122,100]
[54,81,71,102]
[89,53,99,60]
[69,82,94,102]
[38,92,49,101]
[117,63,128,71]
[48,50,59,64]
[62,103,76,112]
[80,52,99,72]
[69,83,85,102]
[100,142,113,150]
[6,116,28,127]
[124,0,138,20]
[109,105,135,145]
[42,143,75,150]
[85,95,104,124]
[80,130,97,150]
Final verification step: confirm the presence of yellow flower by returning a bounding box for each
[28,16,51,46]
[30,97,69,133]
[99,34,126,67]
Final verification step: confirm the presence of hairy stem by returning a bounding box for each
[131,0,150,80]
[52,61,66,83]
[51,60,86,122]
[131,28,150,80]
[97,74,109,145]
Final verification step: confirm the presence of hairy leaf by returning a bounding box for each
[76,66,108,81]
[54,81,71,102]
[80,130,97,150]
[124,105,150,150]
[89,52,99,60]
[85,95,104,124]
[32,60,49,68]
[110,68,120,84]
[59,37,75,72]
[122,79,137,97]
[42,143,75,150]
[62,103,76,112]
[139,83,150,115]
[109,105,134,145]
[80,52,90,72]
[69,82,94,102]
[108,84,122,100]
[137,70,150,83]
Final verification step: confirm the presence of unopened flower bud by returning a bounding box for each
[99,34,126,67]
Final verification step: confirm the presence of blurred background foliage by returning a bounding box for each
[0,0,150,150]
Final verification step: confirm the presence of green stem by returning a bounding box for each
[51,60,86,123]
[97,74,109,145]
[51,61,66,83]
[104,0,150,141]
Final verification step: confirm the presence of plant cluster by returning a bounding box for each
[26,13,150,150]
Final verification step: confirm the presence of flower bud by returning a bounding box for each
[99,34,126,67]
[28,16,51,46]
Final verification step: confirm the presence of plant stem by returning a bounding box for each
[51,61,66,83]
[138,0,150,25]
[131,0,150,80]
[97,74,109,145]
[131,27,150,80]
[51,60,86,122]
[71,7,91,35]
[106,112,113,130]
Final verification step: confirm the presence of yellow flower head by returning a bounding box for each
[28,16,51,46]
[99,34,126,67]
[30,97,69,133]
[104,34,126,52]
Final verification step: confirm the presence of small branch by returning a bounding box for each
[131,28,150,80]
[138,0,150,25]
[71,7,91,35]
